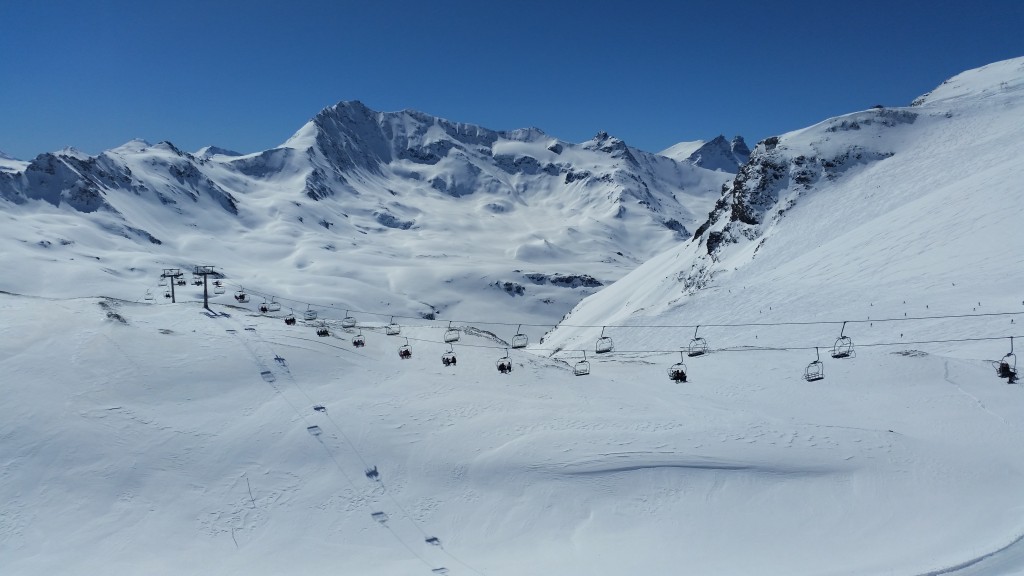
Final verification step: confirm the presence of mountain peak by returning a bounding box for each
[686,134,749,172]
[195,145,242,158]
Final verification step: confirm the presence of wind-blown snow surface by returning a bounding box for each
[3,58,1024,576]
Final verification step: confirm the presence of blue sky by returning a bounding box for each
[2,0,1021,159]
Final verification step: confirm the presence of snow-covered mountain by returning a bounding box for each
[0,149,28,173]
[659,135,749,172]
[0,102,731,326]
[544,56,1024,356]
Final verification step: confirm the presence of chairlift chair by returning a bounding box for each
[213,284,225,294]
[688,325,708,357]
[573,351,591,376]
[259,300,270,314]
[176,279,186,286]
[164,291,172,299]
[316,323,330,337]
[234,290,250,303]
[398,338,412,359]
[144,290,154,301]
[496,349,512,374]
[386,316,401,336]
[341,310,357,329]
[303,306,317,321]
[804,347,825,382]
[267,300,281,312]
[831,321,855,359]
[667,351,688,382]
[352,331,366,347]
[442,344,457,367]
[996,337,1018,382]
[284,312,297,326]
[511,324,528,349]
[443,321,460,343]
[595,326,614,354]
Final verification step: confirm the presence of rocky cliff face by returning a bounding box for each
[685,106,919,290]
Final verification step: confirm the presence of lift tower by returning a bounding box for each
[160,268,183,303]
[193,265,217,311]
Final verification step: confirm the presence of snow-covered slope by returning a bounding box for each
[0,149,28,173]
[3,58,1024,576]
[0,103,731,327]
[545,56,1024,354]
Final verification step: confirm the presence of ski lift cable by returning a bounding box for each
[222,281,1023,330]
[308,329,1024,357]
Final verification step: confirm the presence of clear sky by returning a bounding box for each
[2,0,1022,160]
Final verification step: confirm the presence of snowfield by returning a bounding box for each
[2,57,1024,576]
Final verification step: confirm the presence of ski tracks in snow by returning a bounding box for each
[942,360,1008,427]
[220,313,485,575]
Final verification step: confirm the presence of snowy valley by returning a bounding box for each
[2,58,1024,576]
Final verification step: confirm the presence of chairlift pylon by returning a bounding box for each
[386,316,401,336]
[443,320,460,343]
[831,321,854,359]
[667,351,688,382]
[804,347,824,382]
[688,325,708,357]
[511,324,528,349]
[595,326,614,354]
[442,343,457,367]
[398,337,412,359]
[342,310,357,329]
[573,350,591,376]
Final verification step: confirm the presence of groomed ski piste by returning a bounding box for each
[2,58,1024,575]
